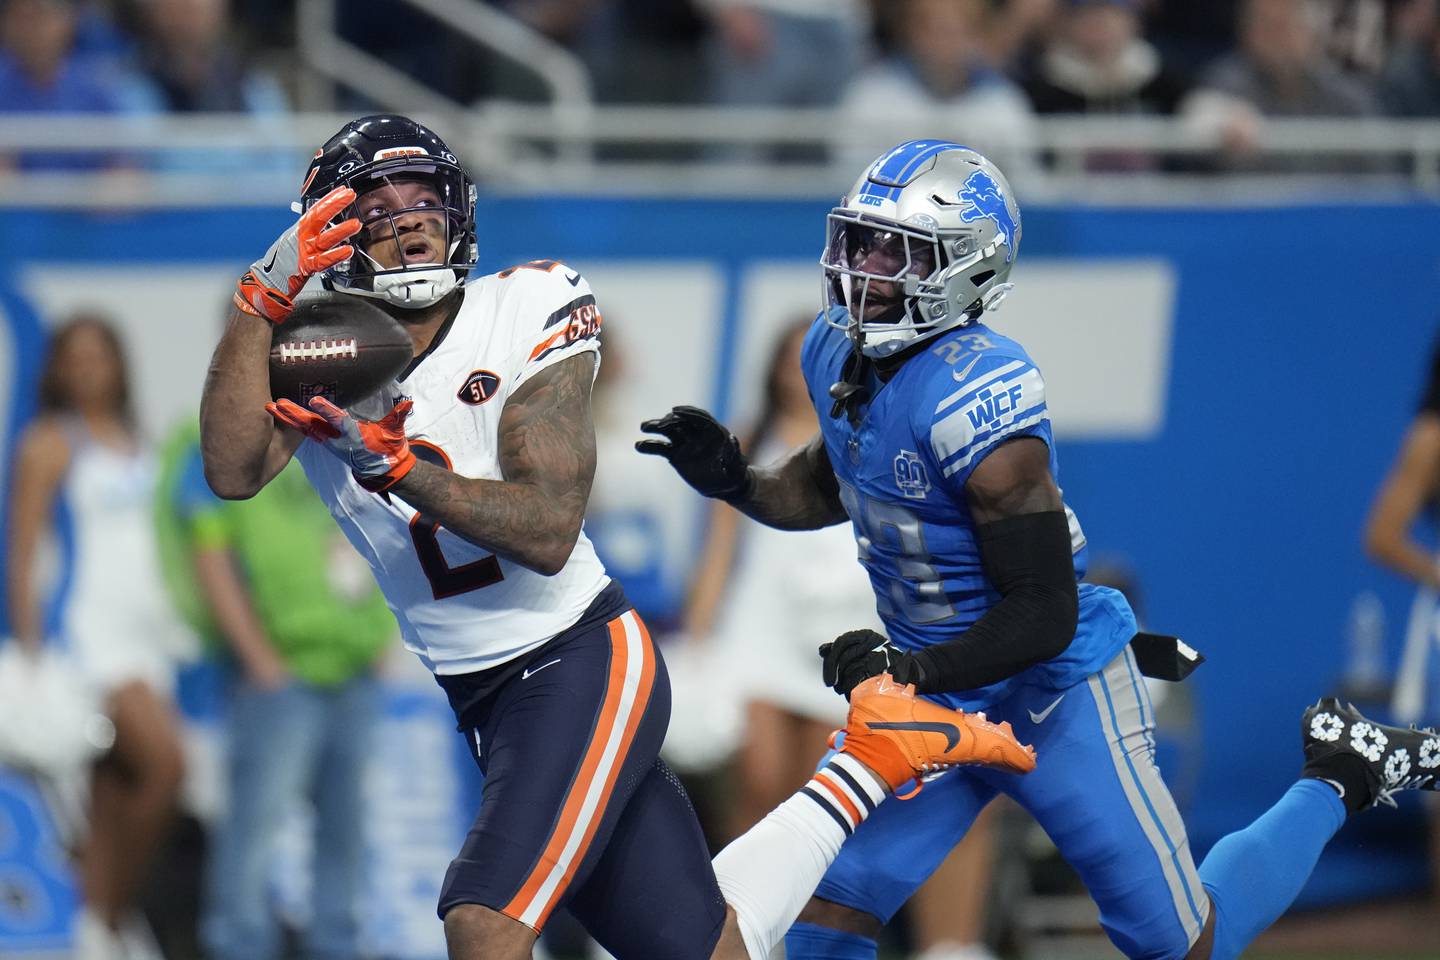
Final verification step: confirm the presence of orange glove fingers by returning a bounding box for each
[315,218,362,250]
[304,186,356,228]
[379,399,414,428]
[267,399,340,439]
[310,244,355,274]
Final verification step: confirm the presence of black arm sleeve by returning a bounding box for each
[905,510,1079,695]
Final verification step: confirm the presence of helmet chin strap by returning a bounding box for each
[370,266,458,308]
[342,230,465,309]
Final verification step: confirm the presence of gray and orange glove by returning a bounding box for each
[267,396,417,492]
[235,186,360,324]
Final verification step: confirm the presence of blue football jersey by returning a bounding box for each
[801,311,1136,711]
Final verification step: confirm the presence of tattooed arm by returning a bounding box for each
[389,353,596,575]
[735,432,849,531]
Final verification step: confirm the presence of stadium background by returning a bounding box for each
[4,0,1440,957]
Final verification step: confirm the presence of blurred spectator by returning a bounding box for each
[1148,0,1242,78]
[1362,333,1440,910]
[1179,0,1381,168]
[699,0,870,109]
[594,0,709,106]
[127,0,286,114]
[985,0,1063,70]
[5,314,190,959]
[835,0,1039,181]
[1021,0,1188,170]
[120,0,292,174]
[506,0,710,105]
[158,424,393,960]
[0,0,140,170]
[1311,0,1434,77]
[73,1,138,63]
[1023,0,1187,116]
[1380,1,1440,113]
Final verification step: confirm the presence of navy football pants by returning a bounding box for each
[435,591,727,958]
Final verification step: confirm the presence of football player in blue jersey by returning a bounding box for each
[640,139,1440,960]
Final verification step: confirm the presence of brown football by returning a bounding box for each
[269,293,413,408]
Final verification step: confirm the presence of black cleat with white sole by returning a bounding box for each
[1302,697,1440,812]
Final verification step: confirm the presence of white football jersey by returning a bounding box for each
[295,261,610,675]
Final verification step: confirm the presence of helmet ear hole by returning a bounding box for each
[970,270,996,287]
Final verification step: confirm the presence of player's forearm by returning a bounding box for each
[909,581,1078,694]
[200,307,281,498]
[733,439,847,531]
[392,459,586,576]
[907,512,1078,694]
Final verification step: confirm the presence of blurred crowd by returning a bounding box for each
[8,0,1440,172]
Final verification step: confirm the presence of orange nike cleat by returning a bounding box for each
[836,673,1037,796]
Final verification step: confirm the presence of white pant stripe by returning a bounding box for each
[1087,656,1207,945]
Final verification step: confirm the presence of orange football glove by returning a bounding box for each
[267,396,417,492]
[235,186,361,324]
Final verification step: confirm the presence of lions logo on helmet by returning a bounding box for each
[822,140,1022,358]
[956,171,1018,264]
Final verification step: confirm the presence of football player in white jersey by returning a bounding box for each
[200,115,1037,960]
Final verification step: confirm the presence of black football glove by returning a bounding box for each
[819,629,927,698]
[636,405,754,502]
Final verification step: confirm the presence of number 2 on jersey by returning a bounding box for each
[837,480,956,624]
[409,441,505,599]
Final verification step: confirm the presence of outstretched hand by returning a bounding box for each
[235,186,361,323]
[636,405,752,502]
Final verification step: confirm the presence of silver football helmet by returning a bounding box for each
[822,140,1022,358]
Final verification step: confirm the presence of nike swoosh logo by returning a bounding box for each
[262,250,278,275]
[866,720,960,752]
[951,354,982,382]
[565,272,582,286]
[521,658,562,680]
[1028,694,1065,724]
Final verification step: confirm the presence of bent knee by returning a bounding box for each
[443,902,536,958]
[794,896,883,938]
[1111,894,1214,960]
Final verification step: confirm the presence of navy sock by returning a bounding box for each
[784,920,877,960]
[1198,778,1346,960]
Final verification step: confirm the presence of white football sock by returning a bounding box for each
[712,753,887,959]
